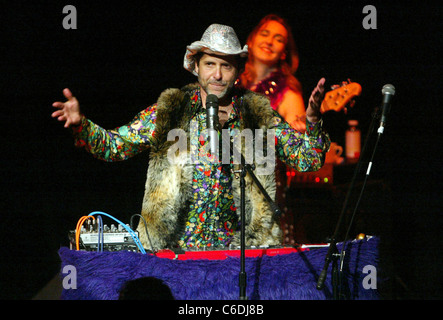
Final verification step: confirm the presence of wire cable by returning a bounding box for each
[130,214,156,255]
[75,215,95,251]
[96,215,104,252]
[88,211,146,254]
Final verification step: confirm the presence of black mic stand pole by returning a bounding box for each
[238,154,248,300]
[220,129,281,300]
[236,155,281,300]
[336,106,389,299]
[316,105,381,298]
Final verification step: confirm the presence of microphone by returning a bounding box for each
[206,94,220,156]
[378,84,395,134]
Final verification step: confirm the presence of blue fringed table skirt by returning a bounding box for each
[58,236,380,300]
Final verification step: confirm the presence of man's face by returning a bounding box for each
[195,53,239,103]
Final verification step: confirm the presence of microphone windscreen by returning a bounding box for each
[206,94,219,107]
[382,84,395,95]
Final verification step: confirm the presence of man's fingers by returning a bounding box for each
[52,88,81,128]
[53,89,75,109]
[63,88,74,100]
[315,78,326,94]
[52,101,65,108]
[51,110,63,118]
[316,78,326,91]
[311,78,326,102]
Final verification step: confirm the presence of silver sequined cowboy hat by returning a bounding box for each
[184,24,248,76]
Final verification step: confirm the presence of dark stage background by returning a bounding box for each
[1,1,441,299]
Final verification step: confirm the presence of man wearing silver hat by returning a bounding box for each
[52,24,330,250]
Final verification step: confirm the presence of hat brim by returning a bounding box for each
[184,42,248,76]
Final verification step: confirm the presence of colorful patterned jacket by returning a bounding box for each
[72,83,330,250]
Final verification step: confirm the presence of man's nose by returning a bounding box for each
[212,66,222,80]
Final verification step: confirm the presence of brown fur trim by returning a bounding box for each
[137,85,282,249]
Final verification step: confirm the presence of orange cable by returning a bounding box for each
[75,215,95,250]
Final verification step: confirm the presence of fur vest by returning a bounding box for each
[137,83,282,250]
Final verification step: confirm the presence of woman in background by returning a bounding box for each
[239,14,306,132]
[239,14,309,244]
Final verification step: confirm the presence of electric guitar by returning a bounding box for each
[320,80,362,114]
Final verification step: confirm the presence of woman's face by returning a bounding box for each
[249,20,288,66]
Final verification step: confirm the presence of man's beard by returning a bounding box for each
[198,78,234,101]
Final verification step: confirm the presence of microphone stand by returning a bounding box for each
[236,150,281,300]
[238,155,248,301]
[316,105,382,299]
[215,126,281,300]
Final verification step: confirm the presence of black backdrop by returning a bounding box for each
[1,1,441,299]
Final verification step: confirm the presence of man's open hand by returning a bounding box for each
[51,88,82,128]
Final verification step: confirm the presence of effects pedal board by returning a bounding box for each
[69,223,140,252]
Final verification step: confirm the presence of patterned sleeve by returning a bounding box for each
[272,113,331,172]
[71,104,157,162]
